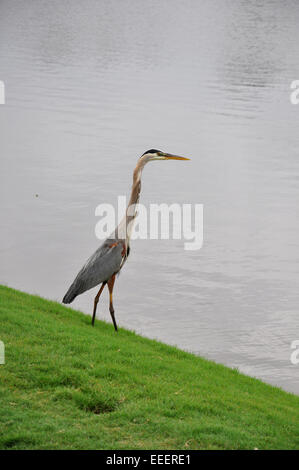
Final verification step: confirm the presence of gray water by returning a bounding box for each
[1,0,299,394]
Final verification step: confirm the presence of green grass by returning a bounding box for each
[0,285,298,450]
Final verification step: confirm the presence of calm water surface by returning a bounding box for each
[1,0,299,394]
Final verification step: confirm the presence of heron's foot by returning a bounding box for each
[109,306,118,332]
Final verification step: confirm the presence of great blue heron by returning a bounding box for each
[62,149,190,330]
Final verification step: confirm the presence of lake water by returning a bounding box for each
[1,0,299,394]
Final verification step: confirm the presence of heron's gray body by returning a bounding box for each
[63,238,126,304]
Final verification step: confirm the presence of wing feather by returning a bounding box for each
[62,239,125,303]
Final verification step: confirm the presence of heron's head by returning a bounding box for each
[140,149,190,164]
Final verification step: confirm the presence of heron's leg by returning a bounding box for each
[107,274,118,332]
[92,282,106,326]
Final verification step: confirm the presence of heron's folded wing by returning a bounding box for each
[72,239,124,295]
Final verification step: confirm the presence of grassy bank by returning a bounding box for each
[0,285,298,450]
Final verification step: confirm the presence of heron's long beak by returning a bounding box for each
[161,152,190,161]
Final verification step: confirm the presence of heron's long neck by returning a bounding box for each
[116,161,144,244]
[127,166,142,215]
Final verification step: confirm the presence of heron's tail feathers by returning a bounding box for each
[62,284,78,304]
